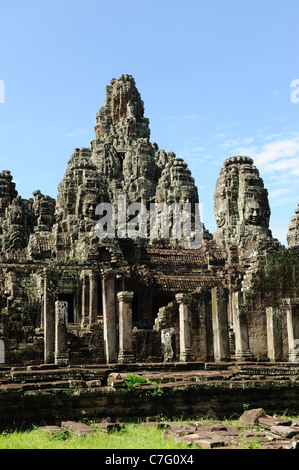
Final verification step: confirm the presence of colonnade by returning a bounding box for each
[43,266,299,365]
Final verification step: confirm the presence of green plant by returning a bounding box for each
[125,373,165,397]
[242,403,250,411]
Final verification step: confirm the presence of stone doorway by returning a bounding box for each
[58,293,74,323]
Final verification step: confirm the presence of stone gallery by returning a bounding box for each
[0,74,299,367]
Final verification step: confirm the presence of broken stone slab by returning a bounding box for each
[180,433,207,445]
[61,421,95,436]
[197,425,228,432]
[270,425,299,438]
[107,373,127,388]
[38,426,65,435]
[239,408,266,425]
[86,380,102,388]
[258,416,292,429]
[193,438,226,449]
[261,441,291,450]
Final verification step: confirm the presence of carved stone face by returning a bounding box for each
[244,201,262,226]
[215,210,226,228]
[10,203,24,225]
[82,196,97,220]
[214,191,227,228]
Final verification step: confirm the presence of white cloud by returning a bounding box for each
[268,188,292,199]
[253,137,299,173]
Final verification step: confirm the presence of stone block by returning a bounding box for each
[270,425,299,438]
[39,426,64,435]
[258,417,292,429]
[239,408,266,425]
[193,438,226,449]
[61,421,95,436]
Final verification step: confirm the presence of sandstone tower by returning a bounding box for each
[287,204,299,248]
[213,155,273,257]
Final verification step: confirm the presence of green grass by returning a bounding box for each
[0,423,191,450]
[0,413,297,449]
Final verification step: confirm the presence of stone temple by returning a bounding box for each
[0,74,299,368]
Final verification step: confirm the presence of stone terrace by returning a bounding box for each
[1,362,299,429]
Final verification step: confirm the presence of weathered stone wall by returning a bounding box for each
[132,329,162,362]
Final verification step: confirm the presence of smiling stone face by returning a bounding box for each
[82,196,97,220]
[214,189,227,228]
[244,200,262,226]
[213,156,272,251]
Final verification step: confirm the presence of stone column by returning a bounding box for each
[117,291,135,363]
[102,272,117,363]
[55,300,69,366]
[81,271,89,327]
[175,293,193,362]
[283,298,299,362]
[43,269,58,363]
[266,307,282,362]
[232,291,252,361]
[211,287,230,361]
[89,271,98,326]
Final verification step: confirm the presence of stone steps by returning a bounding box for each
[0,362,299,392]
[0,363,299,427]
[0,366,109,385]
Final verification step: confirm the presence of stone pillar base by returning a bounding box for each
[118,350,135,364]
[54,352,69,367]
[235,349,252,361]
[179,349,193,362]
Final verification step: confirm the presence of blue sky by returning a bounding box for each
[0,0,298,244]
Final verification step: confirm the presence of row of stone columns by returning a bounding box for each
[43,268,136,365]
[43,278,251,366]
[266,299,299,362]
[174,288,251,363]
[44,265,299,365]
[210,291,299,363]
[101,272,135,364]
[210,287,251,362]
